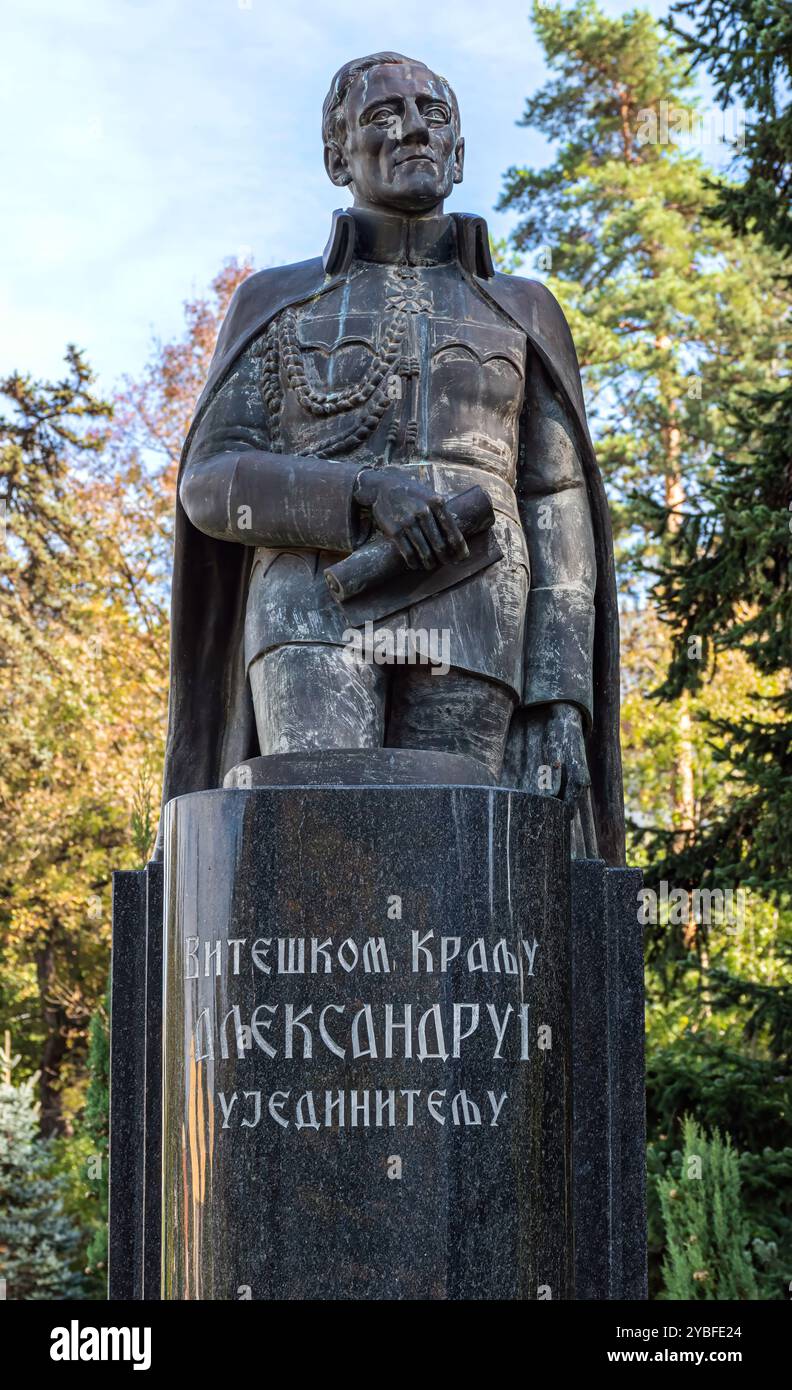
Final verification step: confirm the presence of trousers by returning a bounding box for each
[248,641,516,780]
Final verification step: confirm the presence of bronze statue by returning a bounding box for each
[156,52,624,864]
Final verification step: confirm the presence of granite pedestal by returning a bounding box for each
[109,760,646,1300]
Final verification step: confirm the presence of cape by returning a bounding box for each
[155,212,625,865]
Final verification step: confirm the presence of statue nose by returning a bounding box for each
[400,100,429,143]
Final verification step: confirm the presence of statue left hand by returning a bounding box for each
[524,701,590,812]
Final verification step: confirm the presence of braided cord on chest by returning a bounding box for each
[262,266,430,459]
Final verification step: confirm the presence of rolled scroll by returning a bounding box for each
[325,485,496,604]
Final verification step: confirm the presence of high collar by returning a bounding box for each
[322,207,495,279]
[348,207,457,266]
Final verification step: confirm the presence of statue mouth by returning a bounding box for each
[395,152,436,167]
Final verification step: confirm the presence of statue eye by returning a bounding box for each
[369,106,397,126]
[424,105,449,125]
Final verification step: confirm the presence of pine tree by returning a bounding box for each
[0,1064,86,1299]
[658,1116,759,1298]
[648,7,792,1219]
[498,2,792,1297]
[498,0,788,866]
[655,0,792,904]
[668,0,792,259]
[498,0,787,574]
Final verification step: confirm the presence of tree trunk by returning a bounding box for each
[663,413,696,848]
[663,429,709,1006]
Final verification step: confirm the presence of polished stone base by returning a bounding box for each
[161,783,571,1300]
[109,780,646,1300]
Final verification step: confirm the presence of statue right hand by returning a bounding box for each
[353,466,469,571]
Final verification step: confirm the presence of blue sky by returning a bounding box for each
[2,0,693,392]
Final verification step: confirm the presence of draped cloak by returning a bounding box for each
[154,212,625,866]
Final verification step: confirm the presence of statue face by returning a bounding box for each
[326,61,464,215]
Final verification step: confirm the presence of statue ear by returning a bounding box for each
[453,137,465,186]
[324,142,352,189]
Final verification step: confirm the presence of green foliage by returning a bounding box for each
[0,264,247,1275]
[644,5,792,1298]
[657,1116,759,1298]
[0,350,166,1133]
[653,384,792,900]
[621,605,785,887]
[668,0,792,258]
[650,1136,792,1300]
[84,1004,109,1283]
[654,0,792,904]
[0,1068,87,1299]
[738,1146,792,1299]
[130,764,156,865]
[498,0,788,581]
[648,1040,790,1153]
[41,1003,109,1299]
[647,1016,792,1298]
[502,1,792,1302]
[706,951,792,1062]
[0,265,247,1136]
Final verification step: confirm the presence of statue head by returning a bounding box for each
[322,52,465,216]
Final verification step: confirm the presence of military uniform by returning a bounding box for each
[183,208,596,761]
